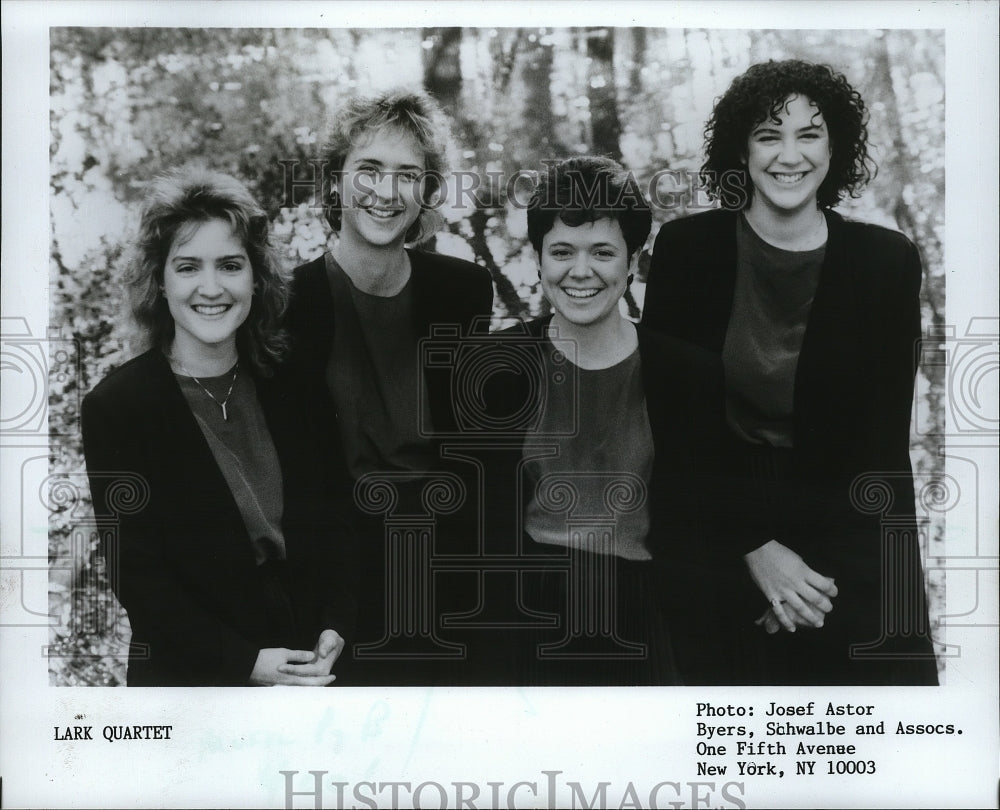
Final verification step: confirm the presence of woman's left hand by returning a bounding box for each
[744,539,838,632]
[276,629,345,678]
[754,607,819,634]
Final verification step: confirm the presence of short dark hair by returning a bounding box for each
[321,87,451,244]
[702,59,875,209]
[125,168,288,377]
[527,156,652,258]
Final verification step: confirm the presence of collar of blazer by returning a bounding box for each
[290,248,465,345]
[686,207,849,354]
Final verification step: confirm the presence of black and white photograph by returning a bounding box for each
[1,1,997,807]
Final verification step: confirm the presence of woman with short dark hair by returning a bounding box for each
[489,156,725,685]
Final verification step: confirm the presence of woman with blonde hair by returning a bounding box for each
[83,169,354,686]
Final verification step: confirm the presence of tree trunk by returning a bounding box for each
[585,27,622,161]
[422,27,463,113]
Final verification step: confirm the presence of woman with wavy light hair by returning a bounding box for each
[643,60,938,685]
[82,168,353,686]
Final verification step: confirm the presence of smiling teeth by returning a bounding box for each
[773,172,805,184]
[193,304,228,315]
[563,288,600,299]
[366,208,400,219]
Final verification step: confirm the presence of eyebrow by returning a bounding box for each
[548,241,620,249]
[752,121,826,134]
[169,254,246,263]
[350,157,424,172]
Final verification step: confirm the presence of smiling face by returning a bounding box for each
[336,126,427,250]
[539,218,631,329]
[162,217,254,361]
[745,94,832,216]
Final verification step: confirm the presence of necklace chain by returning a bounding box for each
[178,360,239,421]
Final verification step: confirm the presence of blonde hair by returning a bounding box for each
[125,168,288,376]
[322,87,451,244]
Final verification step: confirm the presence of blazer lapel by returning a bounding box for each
[699,210,740,352]
[409,250,455,435]
[792,210,867,471]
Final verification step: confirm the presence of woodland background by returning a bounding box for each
[47,27,946,685]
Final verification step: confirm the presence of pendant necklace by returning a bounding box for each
[178,359,239,421]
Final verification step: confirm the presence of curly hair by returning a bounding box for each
[702,60,875,209]
[321,87,451,245]
[125,168,288,377]
[527,156,652,259]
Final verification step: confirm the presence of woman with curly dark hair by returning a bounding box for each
[642,60,938,685]
[82,169,354,685]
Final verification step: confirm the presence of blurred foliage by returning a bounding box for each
[48,27,945,685]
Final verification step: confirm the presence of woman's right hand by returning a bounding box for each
[744,539,838,633]
[249,647,338,686]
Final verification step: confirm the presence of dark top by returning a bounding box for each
[522,341,654,560]
[282,247,495,493]
[485,316,727,564]
[324,254,435,478]
[723,213,825,447]
[82,349,356,686]
[483,316,728,685]
[643,208,921,495]
[281,247,495,686]
[176,366,287,565]
[642,207,937,685]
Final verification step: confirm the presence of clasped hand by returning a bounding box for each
[744,540,838,634]
[249,628,345,686]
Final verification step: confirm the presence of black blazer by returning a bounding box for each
[282,248,495,451]
[484,315,727,563]
[641,208,936,685]
[642,208,922,496]
[81,349,355,686]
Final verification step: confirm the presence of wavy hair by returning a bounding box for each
[321,87,451,245]
[124,168,288,377]
[702,60,875,209]
[527,156,652,259]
